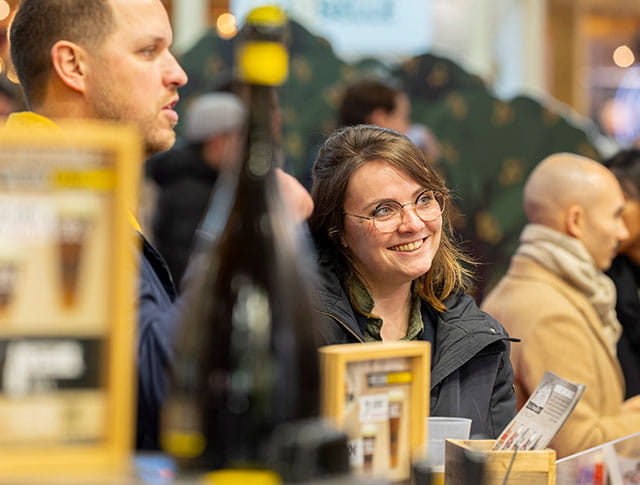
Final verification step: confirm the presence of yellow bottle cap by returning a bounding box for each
[238,41,288,86]
[245,5,286,27]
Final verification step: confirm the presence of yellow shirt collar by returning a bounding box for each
[4,111,63,132]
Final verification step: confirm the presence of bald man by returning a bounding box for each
[482,153,640,458]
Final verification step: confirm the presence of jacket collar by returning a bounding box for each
[317,259,513,387]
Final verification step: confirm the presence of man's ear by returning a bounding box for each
[565,204,584,238]
[50,40,88,94]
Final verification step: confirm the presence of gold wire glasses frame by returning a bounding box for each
[344,189,446,233]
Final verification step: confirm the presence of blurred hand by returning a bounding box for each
[275,168,313,222]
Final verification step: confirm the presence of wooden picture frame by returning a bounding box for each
[319,341,430,483]
[0,120,141,479]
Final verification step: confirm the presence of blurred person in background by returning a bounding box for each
[482,153,640,458]
[9,0,188,450]
[309,125,516,438]
[338,77,440,161]
[146,91,246,283]
[604,148,640,398]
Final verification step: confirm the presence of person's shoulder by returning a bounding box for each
[312,254,363,344]
[438,292,506,334]
[483,271,591,343]
[441,292,478,318]
[315,253,347,307]
[145,143,207,184]
[483,256,575,310]
[430,292,509,345]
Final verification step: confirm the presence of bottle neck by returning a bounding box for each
[241,84,277,181]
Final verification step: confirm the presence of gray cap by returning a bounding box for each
[184,92,247,143]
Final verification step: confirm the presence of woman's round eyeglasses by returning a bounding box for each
[344,189,446,233]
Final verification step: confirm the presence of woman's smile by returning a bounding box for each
[388,237,427,252]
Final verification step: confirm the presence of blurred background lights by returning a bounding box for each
[613,44,635,68]
[216,12,237,39]
[0,1,9,21]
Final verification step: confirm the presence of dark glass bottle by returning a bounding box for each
[161,7,324,477]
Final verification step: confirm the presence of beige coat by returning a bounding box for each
[482,255,640,458]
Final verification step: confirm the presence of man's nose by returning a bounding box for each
[165,53,188,88]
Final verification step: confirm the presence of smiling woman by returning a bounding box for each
[309,124,517,438]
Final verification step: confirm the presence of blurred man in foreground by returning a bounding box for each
[8,0,312,449]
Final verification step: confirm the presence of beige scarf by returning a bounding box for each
[516,223,622,355]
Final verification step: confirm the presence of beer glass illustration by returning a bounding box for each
[56,194,97,308]
[0,244,20,314]
[361,423,377,475]
[388,389,403,468]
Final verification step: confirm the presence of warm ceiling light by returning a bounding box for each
[613,45,635,68]
[0,1,10,21]
[216,12,237,40]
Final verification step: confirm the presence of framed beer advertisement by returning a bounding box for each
[0,120,141,478]
[319,342,430,483]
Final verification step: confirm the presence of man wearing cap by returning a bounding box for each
[146,92,247,283]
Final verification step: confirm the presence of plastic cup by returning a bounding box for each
[426,416,472,471]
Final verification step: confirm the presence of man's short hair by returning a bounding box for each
[338,78,403,127]
[10,0,116,108]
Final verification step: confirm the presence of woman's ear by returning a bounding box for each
[328,227,347,248]
[565,204,584,238]
[50,40,88,94]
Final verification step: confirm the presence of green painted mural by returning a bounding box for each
[176,20,601,301]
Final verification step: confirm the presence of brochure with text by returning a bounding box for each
[493,371,585,451]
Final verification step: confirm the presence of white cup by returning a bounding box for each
[426,416,472,468]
